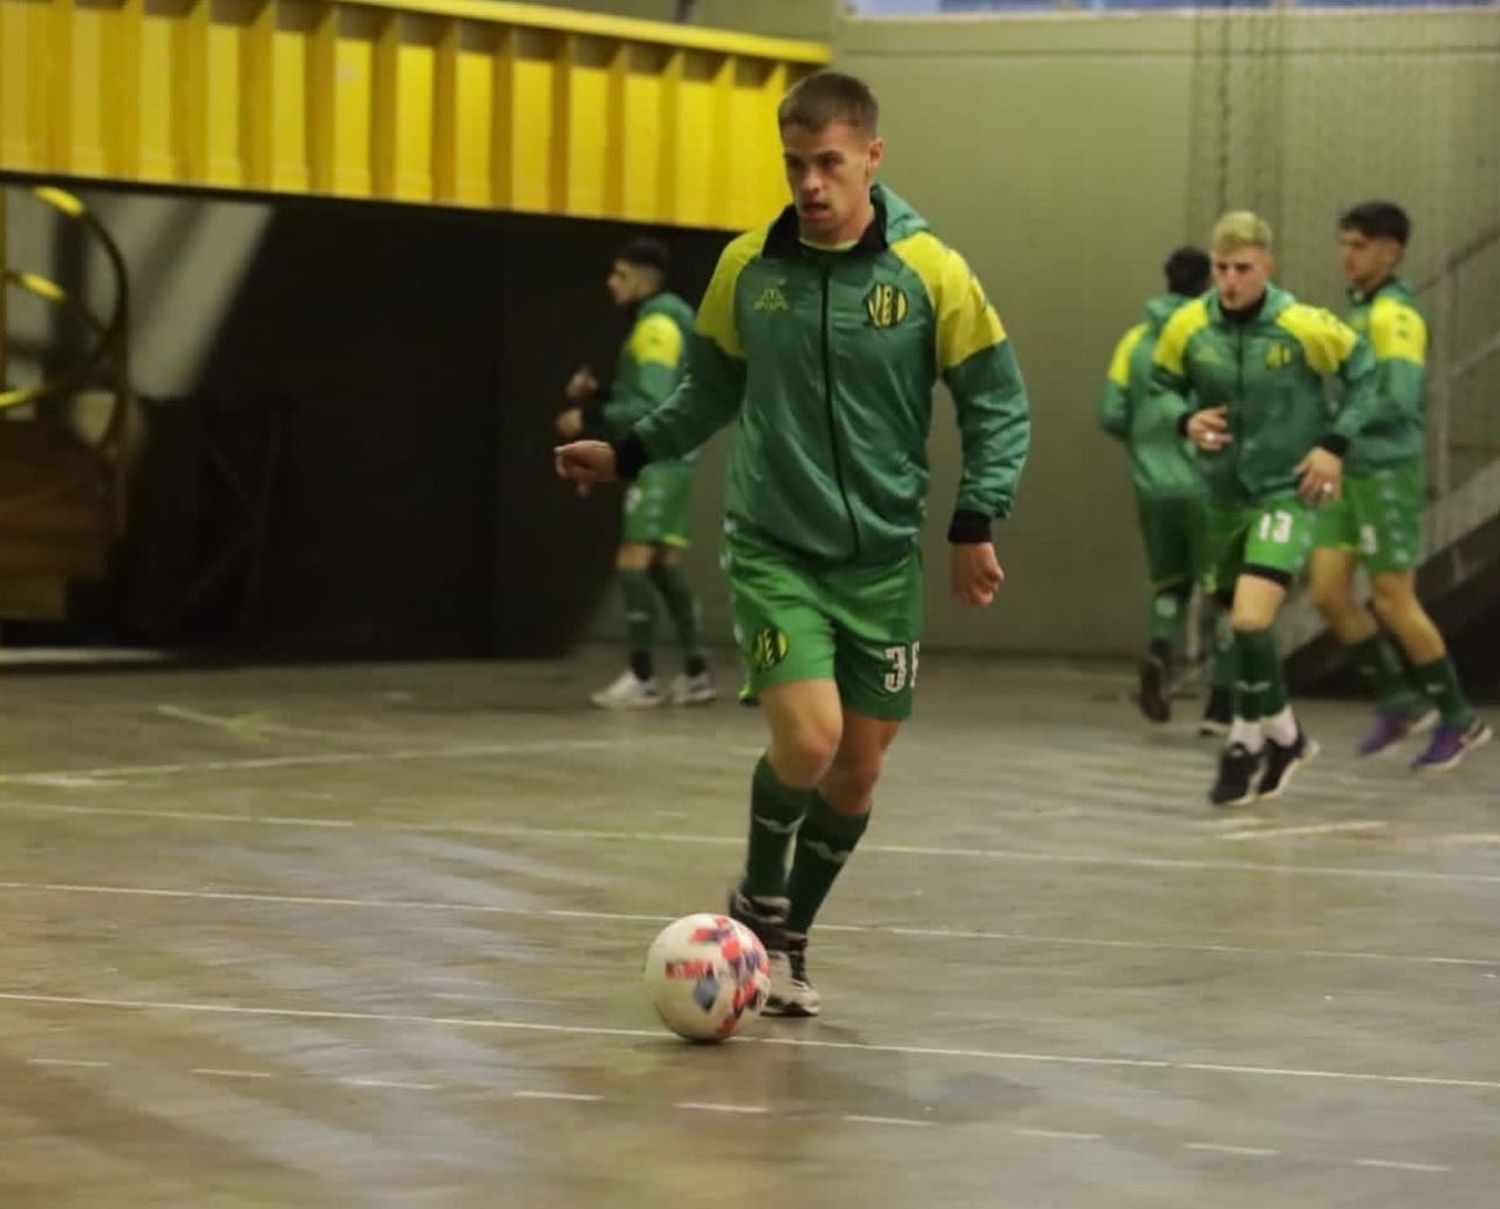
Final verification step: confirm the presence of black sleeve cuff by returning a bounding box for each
[947,509,992,544]
[580,396,605,434]
[1177,411,1193,438]
[1318,434,1350,457]
[612,432,650,481]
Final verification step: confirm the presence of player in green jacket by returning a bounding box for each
[1305,201,1489,770]
[557,239,715,710]
[1099,247,1233,729]
[556,72,1029,1016]
[1151,211,1381,807]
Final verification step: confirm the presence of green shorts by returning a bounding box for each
[721,524,924,721]
[1312,460,1424,575]
[622,463,694,547]
[1137,494,1209,589]
[1202,496,1316,596]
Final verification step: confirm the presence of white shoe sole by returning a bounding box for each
[1414,723,1493,773]
[589,694,662,710]
[671,689,718,707]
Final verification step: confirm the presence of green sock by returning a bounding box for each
[1210,610,1238,692]
[1412,656,1475,728]
[648,563,703,666]
[618,569,657,665]
[1234,628,1285,721]
[1147,585,1187,647]
[786,795,870,937]
[743,757,818,899]
[1350,634,1422,713]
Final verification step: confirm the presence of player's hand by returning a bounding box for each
[555,407,584,440]
[951,542,1004,607]
[565,366,599,401]
[1186,406,1232,452]
[1296,447,1343,505]
[554,440,617,497]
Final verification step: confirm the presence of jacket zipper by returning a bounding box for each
[820,262,861,558]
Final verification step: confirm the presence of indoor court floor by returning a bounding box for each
[0,651,1495,1207]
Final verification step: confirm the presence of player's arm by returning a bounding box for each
[1301,309,1381,452]
[612,241,753,479]
[1365,297,1428,430]
[588,313,686,438]
[1150,308,1227,452]
[935,248,1030,543]
[1098,325,1145,441]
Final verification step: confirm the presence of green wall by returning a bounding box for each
[636,8,1499,658]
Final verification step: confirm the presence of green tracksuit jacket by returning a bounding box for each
[585,291,697,467]
[1343,276,1427,475]
[617,184,1030,565]
[1149,284,1381,508]
[1099,293,1207,500]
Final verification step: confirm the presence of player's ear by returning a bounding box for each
[865,136,885,178]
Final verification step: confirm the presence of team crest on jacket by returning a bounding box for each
[864,283,908,329]
[1265,342,1293,369]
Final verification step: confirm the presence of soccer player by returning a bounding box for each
[556,71,1029,1014]
[1099,247,1232,729]
[557,238,715,709]
[1152,211,1381,807]
[1304,202,1490,769]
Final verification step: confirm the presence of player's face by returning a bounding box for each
[781,120,884,243]
[1339,230,1402,293]
[1212,245,1272,310]
[606,261,641,307]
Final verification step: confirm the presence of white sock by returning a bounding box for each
[1263,706,1298,746]
[1228,718,1264,753]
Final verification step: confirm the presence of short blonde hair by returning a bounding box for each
[1211,210,1273,253]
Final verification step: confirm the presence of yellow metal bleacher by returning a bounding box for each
[0,0,829,230]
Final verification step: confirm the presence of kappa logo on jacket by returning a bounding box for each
[751,286,790,313]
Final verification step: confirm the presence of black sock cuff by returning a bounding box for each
[801,794,871,846]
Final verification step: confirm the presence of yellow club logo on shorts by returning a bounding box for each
[752,627,790,671]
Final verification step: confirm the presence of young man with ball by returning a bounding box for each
[556,71,1031,1016]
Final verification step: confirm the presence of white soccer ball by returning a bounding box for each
[643,913,771,1042]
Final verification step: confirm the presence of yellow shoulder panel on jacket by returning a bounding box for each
[890,231,1007,373]
[1368,296,1427,367]
[1108,324,1149,387]
[696,226,769,359]
[1276,304,1359,375]
[629,313,684,369]
[1152,299,1210,377]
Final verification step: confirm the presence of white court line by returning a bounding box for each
[1353,1158,1453,1173]
[1184,1142,1280,1157]
[192,1067,274,1080]
[844,1115,931,1128]
[0,738,618,784]
[340,1077,440,1091]
[3,800,1496,886]
[1012,1127,1103,1141]
[513,1090,605,1103]
[676,1102,768,1115]
[26,1057,110,1069]
[3,990,1499,1092]
[2,879,1493,969]
[1220,821,1389,842]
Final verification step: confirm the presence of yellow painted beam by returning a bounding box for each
[0,0,828,230]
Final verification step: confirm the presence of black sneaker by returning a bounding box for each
[727,887,787,954]
[1209,742,1263,807]
[1257,728,1319,800]
[1199,688,1233,737]
[764,933,820,1018]
[1137,655,1170,723]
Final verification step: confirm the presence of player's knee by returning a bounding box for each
[1368,576,1417,626]
[1305,573,1351,619]
[773,726,841,787]
[828,749,884,808]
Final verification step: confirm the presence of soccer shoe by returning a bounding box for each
[727,887,788,954]
[1412,718,1493,772]
[669,670,718,706]
[1209,743,1263,807]
[1257,728,1320,801]
[1198,688,1233,738]
[764,935,820,1018]
[1137,655,1170,724]
[589,669,663,709]
[1354,705,1438,756]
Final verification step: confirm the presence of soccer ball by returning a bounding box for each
[643,913,771,1042]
